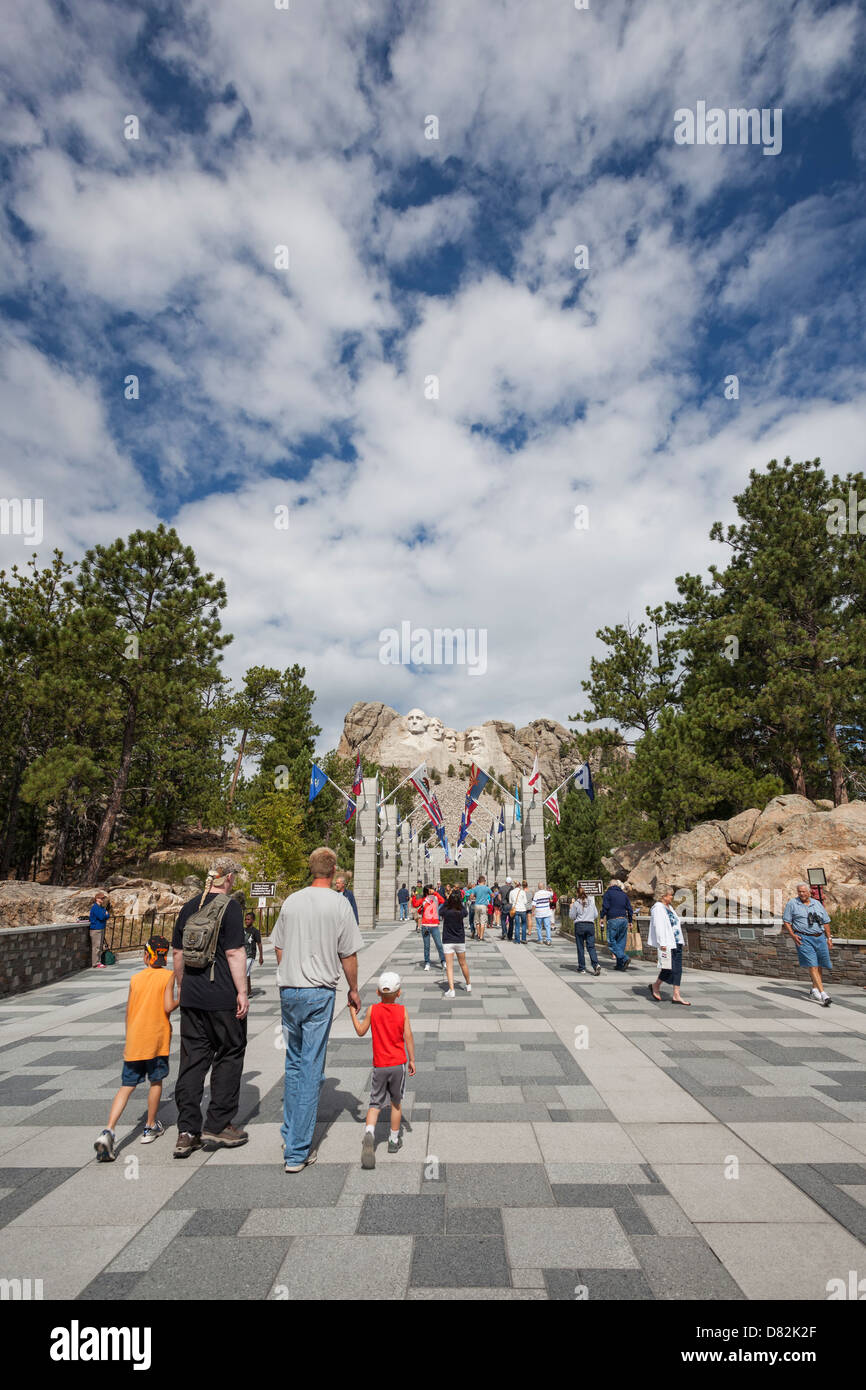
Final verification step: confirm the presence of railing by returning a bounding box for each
[104,902,282,954]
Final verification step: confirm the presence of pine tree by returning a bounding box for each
[547,786,609,889]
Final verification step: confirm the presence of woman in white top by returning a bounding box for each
[648,886,690,1005]
[510,882,529,943]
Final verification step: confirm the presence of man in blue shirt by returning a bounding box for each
[468,877,493,941]
[599,880,634,971]
[783,883,833,1006]
[333,873,359,925]
[397,884,410,920]
[89,893,109,969]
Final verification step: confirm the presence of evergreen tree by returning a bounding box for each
[547,786,609,889]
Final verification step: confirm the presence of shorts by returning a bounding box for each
[474,907,488,928]
[443,941,466,955]
[369,1064,407,1109]
[121,1056,169,1087]
[245,956,254,976]
[795,933,832,971]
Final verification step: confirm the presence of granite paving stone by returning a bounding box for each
[410,1234,511,1287]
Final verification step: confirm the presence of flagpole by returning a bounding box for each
[378,763,431,807]
[310,760,356,809]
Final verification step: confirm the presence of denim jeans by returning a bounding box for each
[574,927,599,970]
[399,902,408,920]
[514,911,527,942]
[422,925,445,964]
[279,986,335,1164]
[535,913,552,944]
[606,917,629,967]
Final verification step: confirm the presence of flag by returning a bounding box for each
[514,783,521,823]
[465,765,490,817]
[528,753,540,790]
[544,792,560,825]
[309,763,328,802]
[574,761,595,801]
[345,754,363,822]
[424,845,430,860]
[497,807,505,833]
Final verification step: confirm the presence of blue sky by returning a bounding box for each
[1,0,865,749]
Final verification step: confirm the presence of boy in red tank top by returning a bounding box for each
[349,971,416,1169]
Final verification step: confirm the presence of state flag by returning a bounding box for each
[309,763,328,802]
[574,761,595,801]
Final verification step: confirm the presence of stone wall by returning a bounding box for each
[0,923,91,998]
[557,907,866,987]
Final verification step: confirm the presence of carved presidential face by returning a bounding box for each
[406,708,428,735]
[444,728,458,752]
[465,727,486,754]
[427,717,444,742]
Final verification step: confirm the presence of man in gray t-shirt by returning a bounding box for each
[272,848,364,1171]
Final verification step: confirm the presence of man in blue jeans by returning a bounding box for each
[600,878,635,971]
[271,847,364,1173]
[397,884,410,920]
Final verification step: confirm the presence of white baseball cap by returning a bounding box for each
[379,971,401,993]
[506,876,512,883]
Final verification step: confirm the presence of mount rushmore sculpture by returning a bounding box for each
[336,701,585,788]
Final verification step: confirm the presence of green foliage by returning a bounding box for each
[829,908,866,940]
[547,787,610,890]
[247,790,307,895]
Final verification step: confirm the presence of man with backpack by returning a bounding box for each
[171,856,250,1157]
[420,885,446,971]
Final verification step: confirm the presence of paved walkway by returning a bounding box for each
[1,923,865,1300]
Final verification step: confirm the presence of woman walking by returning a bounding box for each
[648,886,690,1005]
[569,887,601,975]
[441,890,471,999]
[512,881,528,943]
[420,885,446,971]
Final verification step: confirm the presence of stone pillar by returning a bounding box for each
[504,809,522,883]
[398,820,410,899]
[377,802,398,923]
[522,774,547,891]
[353,776,378,930]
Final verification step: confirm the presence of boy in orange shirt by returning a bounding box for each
[94,936,178,1162]
[349,970,415,1168]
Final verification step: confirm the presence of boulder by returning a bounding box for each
[0,877,188,929]
[626,822,734,901]
[814,800,835,811]
[713,801,866,915]
[721,809,760,851]
[602,841,657,880]
[749,795,818,846]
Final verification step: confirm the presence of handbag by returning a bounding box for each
[100,948,116,966]
[657,944,672,971]
[626,925,641,954]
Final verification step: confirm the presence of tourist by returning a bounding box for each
[271,847,364,1172]
[502,877,514,940]
[469,875,492,941]
[511,880,528,943]
[334,871,359,924]
[243,911,264,995]
[782,882,833,1007]
[410,886,424,932]
[349,971,415,1167]
[89,892,109,969]
[648,886,689,1005]
[94,936,177,1161]
[600,878,634,971]
[532,882,554,945]
[397,883,410,921]
[492,882,502,933]
[569,888,601,975]
[441,889,472,999]
[420,884,446,971]
[523,881,533,938]
[171,856,250,1156]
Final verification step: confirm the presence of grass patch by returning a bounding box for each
[831,907,866,940]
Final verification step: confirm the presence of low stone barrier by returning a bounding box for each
[0,922,90,998]
[557,908,866,987]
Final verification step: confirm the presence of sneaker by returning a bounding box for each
[821,992,832,1007]
[361,1133,376,1169]
[202,1124,249,1150]
[388,1134,402,1155]
[285,1149,318,1174]
[94,963,106,969]
[140,1120,165,1145]
[443,989,456,999]
[576,968,586,974]
[810,987,823,1003]
[94,1128,116,1162]
[594,965,602,976]
[424,963,431,972]
[173,1132,203,1158]
[464,983,472,993]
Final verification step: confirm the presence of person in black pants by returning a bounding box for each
[171,857,250,1156]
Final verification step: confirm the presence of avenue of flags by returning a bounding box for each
[308,753,595,856]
